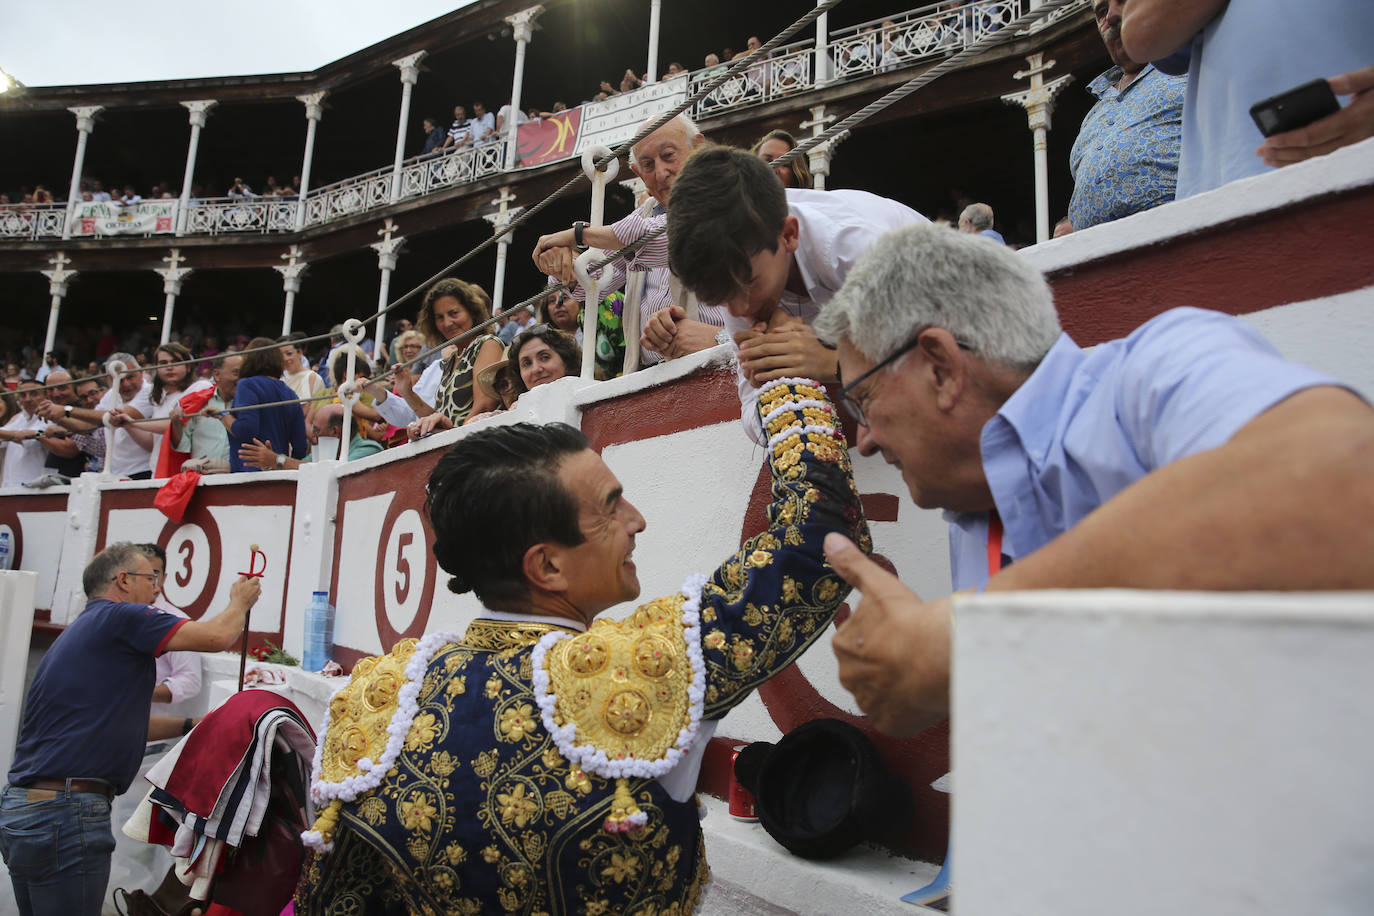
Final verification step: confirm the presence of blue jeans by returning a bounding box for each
[0,784,115,916]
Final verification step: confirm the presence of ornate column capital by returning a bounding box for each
[1001,53,1074,129]
[483,205,525,235]
[67,106,103,134]
[154,248,192,295]
[297,91,327,122]
[371,220,406,271]
[392,52,427,85]
[180,99,218,128]
[40,252,76,298]
[506,5,544,44]
[274,245,309,293]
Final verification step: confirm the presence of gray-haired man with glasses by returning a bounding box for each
[814,222,1374,736]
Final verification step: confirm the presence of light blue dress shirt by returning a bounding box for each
[1160,0,1374,199]
[948,308,1338,590]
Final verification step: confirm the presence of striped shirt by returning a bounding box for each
[570,201,730,366]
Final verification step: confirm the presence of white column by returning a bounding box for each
[646,0,663,84]
[1003,53,1073,244]
[389,52,426,204]
[504,6,543,171]
[176,100,217,236]
[39,253,75,357]
[370,220,405,362]
[153,249,192,345]
[294,91,326,231]
[815,0,832,86]
[275,245,308,335]
[482,187,523,317]
[798,104,836,190]
[61,106,102,240]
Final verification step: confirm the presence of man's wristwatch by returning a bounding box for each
[275,454,286,469]
[573,220,588,250]
[64,404,73,416]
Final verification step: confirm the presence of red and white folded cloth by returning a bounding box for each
[123,691,317,900]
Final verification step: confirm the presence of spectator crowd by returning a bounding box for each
[3,7,1373,916]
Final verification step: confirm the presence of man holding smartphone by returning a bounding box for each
[1121,0,1374,197]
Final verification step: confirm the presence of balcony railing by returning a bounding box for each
[184,196,298,235]
[2,0,1086,244]
[0,203,66,240]
[304,165,393,228]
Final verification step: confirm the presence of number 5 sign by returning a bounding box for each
[375,500,436,647]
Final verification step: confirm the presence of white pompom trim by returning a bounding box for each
[307,631,461,807]
[766,423,839,453]
[760,398,834,430]
[533,574,710,781]
[758,376,824,400]
[300,829,332,852]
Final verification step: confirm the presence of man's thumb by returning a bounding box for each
[669,304,687,321]
[824,533,884,589]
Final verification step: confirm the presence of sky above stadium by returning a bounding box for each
[3,0,479,87]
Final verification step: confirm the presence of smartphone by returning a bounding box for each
[1250,78,1340,137]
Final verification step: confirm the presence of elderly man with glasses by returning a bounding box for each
[0,542,262,916]
[813,223,1374,736]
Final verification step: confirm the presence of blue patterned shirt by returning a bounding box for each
[1068,64,1185,231]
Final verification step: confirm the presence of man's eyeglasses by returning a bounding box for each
[838,327,970,426]
[121,571,160,583]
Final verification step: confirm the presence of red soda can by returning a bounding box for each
[728,748,758,821]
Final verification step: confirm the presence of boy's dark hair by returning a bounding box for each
[667,145,788,305]
[238,337,285,379]
[426,422,588,610]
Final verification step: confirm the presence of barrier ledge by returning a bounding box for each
[574,343,738,407]
[1024,135,1374,274]
[952,588,1374,916]
[696,795,942,915]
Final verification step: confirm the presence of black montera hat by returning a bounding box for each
[734,717,913,860]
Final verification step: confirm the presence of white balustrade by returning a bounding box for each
[303,166,393,227]
[0,204,66,240]
[184,197,299,235]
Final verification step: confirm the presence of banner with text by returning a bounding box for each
[71,200,177,237]
[573,77,690,156]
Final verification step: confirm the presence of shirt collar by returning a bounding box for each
[479,607,587,633]
[1087,63,1155,99]
[982,332,1083,473]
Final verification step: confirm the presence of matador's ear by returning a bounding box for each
[523,541,568,595]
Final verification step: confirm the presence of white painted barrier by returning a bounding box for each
[0,570,38,780]
[954,590,1374,916]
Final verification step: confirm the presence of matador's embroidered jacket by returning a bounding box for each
[296,379,869,916]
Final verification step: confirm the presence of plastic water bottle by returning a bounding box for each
[302,590,335,673]
[0,531,10,571]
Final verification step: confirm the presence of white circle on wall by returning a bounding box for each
[163,523,211,610]
[381,509,427,634]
